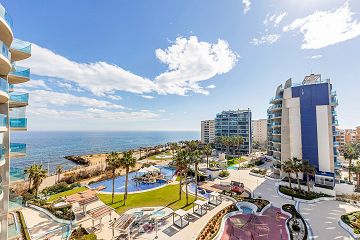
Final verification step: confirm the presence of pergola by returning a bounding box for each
[87,205,113,231]
[209,192,222,206]
[193,200,208,216]
[110,214,138,240]
[173,209,189,228]
[77,195,99,216]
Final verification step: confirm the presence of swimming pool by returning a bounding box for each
[227,165,238,170]
[188,183,211,199]
[88,166,175,193]
[240,206,253,214]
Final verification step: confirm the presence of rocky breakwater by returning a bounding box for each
[64,155,90,165]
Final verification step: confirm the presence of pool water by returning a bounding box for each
[89,166,175,193]
[240,206,253,214]
[188,183,211,199]
[227,165,238,170]
[152,210,166,218]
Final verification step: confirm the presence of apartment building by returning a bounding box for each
[215,109,252,154]
[0,4,31,239]
[267,74,338,188]
[337,127,360,150]
[252,119,267,145]
[201,120,215,144]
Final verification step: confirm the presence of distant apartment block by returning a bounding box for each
[267,74,338,188]
[215,109,252,154]
[0,4,31,239]
[201,120,215,144]
[252,119,267,145]
[337,127,360,150]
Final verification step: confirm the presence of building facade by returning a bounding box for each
[215,109,252,154]
[267,74,338,187]
[337,127,360,150]
[201,120,215,144]
[252,119,267,146]
[0,4,31,239]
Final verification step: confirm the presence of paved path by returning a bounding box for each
[21,207,65,240]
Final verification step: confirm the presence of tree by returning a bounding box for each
[174,149,189,200]
[24,165,35,191]
[291,157,303,190]
[31,164,48,197]
[203,144,212,168]
[302,160,316,192]
[231,136,244,156]
[282,159,294,189]
[55,165,63,184]
[120,150,137,205]
[190,149,202,200]
[106,152,121,204]
[170,142,178,158]
[353,161,360,187]
[343,143,360,183]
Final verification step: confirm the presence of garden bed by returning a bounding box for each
[196,204,237,240]
[231,196,270,212]
[282,204,308,240]
[70,227,97,240]
[341,211,360,235]
[279,185,332,200]
[28,199,75,221]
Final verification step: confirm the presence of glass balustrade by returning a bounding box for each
[9,65,30,79]
[10,143,26,154]
[0,4,13,28]
[10,38,31,54]
[0,114,6,127]
[269,96,283,103]
[0,40,9,60]
[9,92,28,105]
[0,77,8,93]
[10,118,27,129]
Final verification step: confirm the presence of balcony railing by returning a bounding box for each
[332,120,339,126]
[10,118,27,129]
[9,92,29,106]
[269,104,282,111]
[331,97,339,106]
[0,77,8,93]
[10,143,26,155]
[10,38,31,55]
[331,90,336,96]
[0,40,9,60]
[9,65,30,79]
[269,96,283,104]
[333,141,339,147]
[332,110,337,116]
[0,114,6,127]
[0,4,13,28]
[272,122,281,127]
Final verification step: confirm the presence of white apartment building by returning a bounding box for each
[252,119,267,145]
[201,120,215,144]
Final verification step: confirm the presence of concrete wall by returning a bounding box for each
[316,105,332,173]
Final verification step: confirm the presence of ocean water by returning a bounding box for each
[10,131,199,180]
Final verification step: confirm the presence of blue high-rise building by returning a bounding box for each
[215,109,252,154]
[268,74,339,188]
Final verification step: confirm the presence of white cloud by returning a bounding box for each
[141,95,154,99]
[29,90,125,110]
[24,36,237,97]
[154,36,238,96]
[307,55,323,59]
[242,0,251,14]
[283,1,360,49]
[264,12,288,26]
[250,34,280,45]
[107,95,122,100]
[21,79,51,90]
[206,84,216,89]
[158,109,166,113]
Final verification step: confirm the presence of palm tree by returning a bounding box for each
[353,161,360,187]
[282,159,294,189]
[120,150,137,205]
[203,144,212,168]
[190,149,202,200]
[174,149,189,199]
[302,160,316,192]
[55,165,63,184]
[233,136,244,156]
[343,143,360,183]
[106,152,121,204]
[291,157,303,190]
[170,142,178,158]
[31,164,48,197]
[24,165,35,192]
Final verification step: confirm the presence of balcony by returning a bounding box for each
[333,131,339,136]
[0,40,11,75]
[272,122,281,128]
[331,90,336,96]
[10,143,26,158]
[8,65,30,84]
[332,110,337,116]
[271,114,282,121]
[10,38,31,61]
[332,119,339,126]
[269,104,282,112]
[0,4,13,47]
[272,130,281,135]
[0,113,6,131]
[0,178,3,201]
[0,77,8,103]
[10,118,27,130]
[269,96,283,104]
[9,92,29,108]
[333,141,339,147]
[0,147,4,167]
[331,97,339,106]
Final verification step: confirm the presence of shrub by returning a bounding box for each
[292,224,300,232]
[279,185,332,200]
[250,169,267,175]
[282,204,308,240]
[219,170,230,178]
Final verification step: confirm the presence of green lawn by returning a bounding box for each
[98,184,198,214]
[47,186,88,202]
[147,151,174,161]
[227,157,247,166]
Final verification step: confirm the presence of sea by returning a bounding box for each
[10,131,199,181]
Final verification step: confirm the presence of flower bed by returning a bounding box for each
[282,204,308,240]
[341,211,360,235]
[196,204,237,240]
[70,226,97,240]
[250,168,267,175]
[219,170,230,178]
[279,185,332,200]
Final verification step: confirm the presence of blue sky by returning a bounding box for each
[4,0,360,131]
